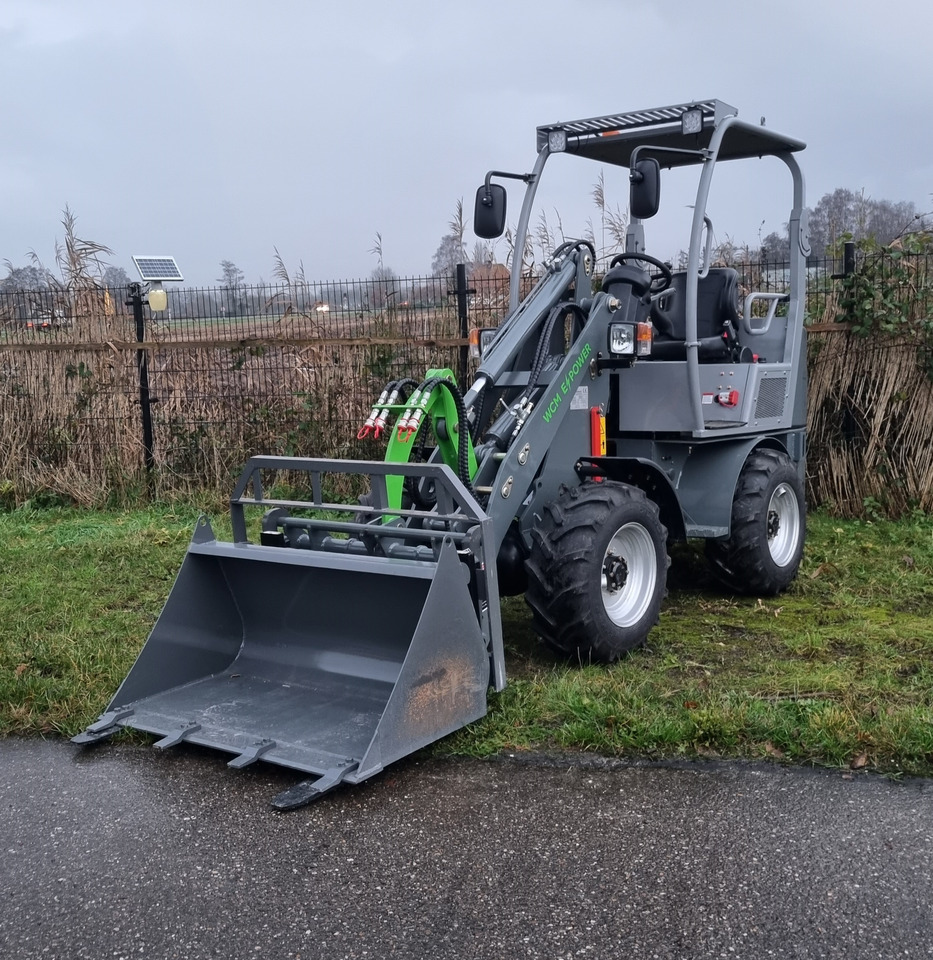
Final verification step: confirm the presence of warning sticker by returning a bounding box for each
[701,393,714,405]
[570,386,589,410]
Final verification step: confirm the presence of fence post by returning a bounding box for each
[450,263,473,385]
[831,241,857,280]
[127,283,155,485]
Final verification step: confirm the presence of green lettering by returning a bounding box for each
[542,344,592,425]
[542,393,561,423]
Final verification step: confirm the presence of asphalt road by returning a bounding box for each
[1,738,931,959]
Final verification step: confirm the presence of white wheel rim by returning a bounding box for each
[767,482,801,567]
[601,522,657,627]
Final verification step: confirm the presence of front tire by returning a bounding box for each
[525,482,669,662]
[705,448,806,595]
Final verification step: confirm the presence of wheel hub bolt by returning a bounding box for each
[604,553,628,593]
[767,510,779,539]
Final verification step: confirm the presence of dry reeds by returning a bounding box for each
[807,246,933,516]
[808,326,933,515]
[5,226,933,516]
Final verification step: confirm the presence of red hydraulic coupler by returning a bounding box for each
[395,387,423,442]
[371,384,403,439]
[396,385,435,442]
[357,384,393,439]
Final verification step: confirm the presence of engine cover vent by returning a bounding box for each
[756,376,787,419]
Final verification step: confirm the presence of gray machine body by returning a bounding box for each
[471,98,808,546]
[75,100,808,805]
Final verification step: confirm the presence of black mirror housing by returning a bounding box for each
[630,158,661,220]
[474,183,507,239]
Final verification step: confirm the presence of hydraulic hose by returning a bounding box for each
[433,378,478,501]
[548,239,596,265]
[394,377,419,401]
[529,302,588,389]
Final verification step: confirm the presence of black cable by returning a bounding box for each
[550,239,596,263]
[433,378,478,501]
[529,302,588,388]
[401,377,443,507]
[394,377,419,402]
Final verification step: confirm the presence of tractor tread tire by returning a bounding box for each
[705,448,806,596]
[525,482,669,663]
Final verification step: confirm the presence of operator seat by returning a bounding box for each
[651,268,750,362]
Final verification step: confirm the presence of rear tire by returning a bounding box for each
[705,448,805,595]
[525,482,669,662]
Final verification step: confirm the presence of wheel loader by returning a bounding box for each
[75,99,809,808]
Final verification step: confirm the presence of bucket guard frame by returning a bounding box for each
[74,457,504,809]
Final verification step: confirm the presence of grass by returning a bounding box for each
[1,505,932,776]
[0,505,194,735]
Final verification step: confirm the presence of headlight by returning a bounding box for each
[609,322,635,355]
[681,107,703,136]
[547,128,567,153]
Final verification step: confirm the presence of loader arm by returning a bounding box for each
[472,289,615,551]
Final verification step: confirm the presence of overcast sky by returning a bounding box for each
[2,0,931,287]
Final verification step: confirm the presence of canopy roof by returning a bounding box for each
[536,99,806,169]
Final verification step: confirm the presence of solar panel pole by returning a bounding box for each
[129,256,181,492]
[127,282,155,486]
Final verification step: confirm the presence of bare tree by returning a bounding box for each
[218,260,245,289]
[468,239,495,268]
[0,264,48,292]
[102,266,131,291]
[759,230,789,263]
[807,188,926,255]
[431,234,462,278]
[217,260,246,317]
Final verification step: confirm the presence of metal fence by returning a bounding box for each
[1,252,931,513]
[0,267,509,503]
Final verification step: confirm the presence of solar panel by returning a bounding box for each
[133,256,184,282]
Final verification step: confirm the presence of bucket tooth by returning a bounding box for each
[272,763,359,811]
[153,723,202,750]
[70,708,135,745]
[228,739,277,769]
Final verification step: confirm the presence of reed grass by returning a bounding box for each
[3,231,933,517]
[807,247,933,516]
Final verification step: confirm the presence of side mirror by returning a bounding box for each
[630,158,660,220]
[474,183,507,239]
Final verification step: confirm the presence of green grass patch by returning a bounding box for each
[444,512,933,776]
[1,506,932,776]
[0,505,195,736]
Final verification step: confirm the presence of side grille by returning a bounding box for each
[756,377,787,419]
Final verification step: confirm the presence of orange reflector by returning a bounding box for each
[636,321,653,356]
[469,327,480,359]
[590,406,606,457]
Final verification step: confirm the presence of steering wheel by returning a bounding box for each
[609,253,673,294]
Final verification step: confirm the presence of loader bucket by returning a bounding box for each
[74,458,504,809]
